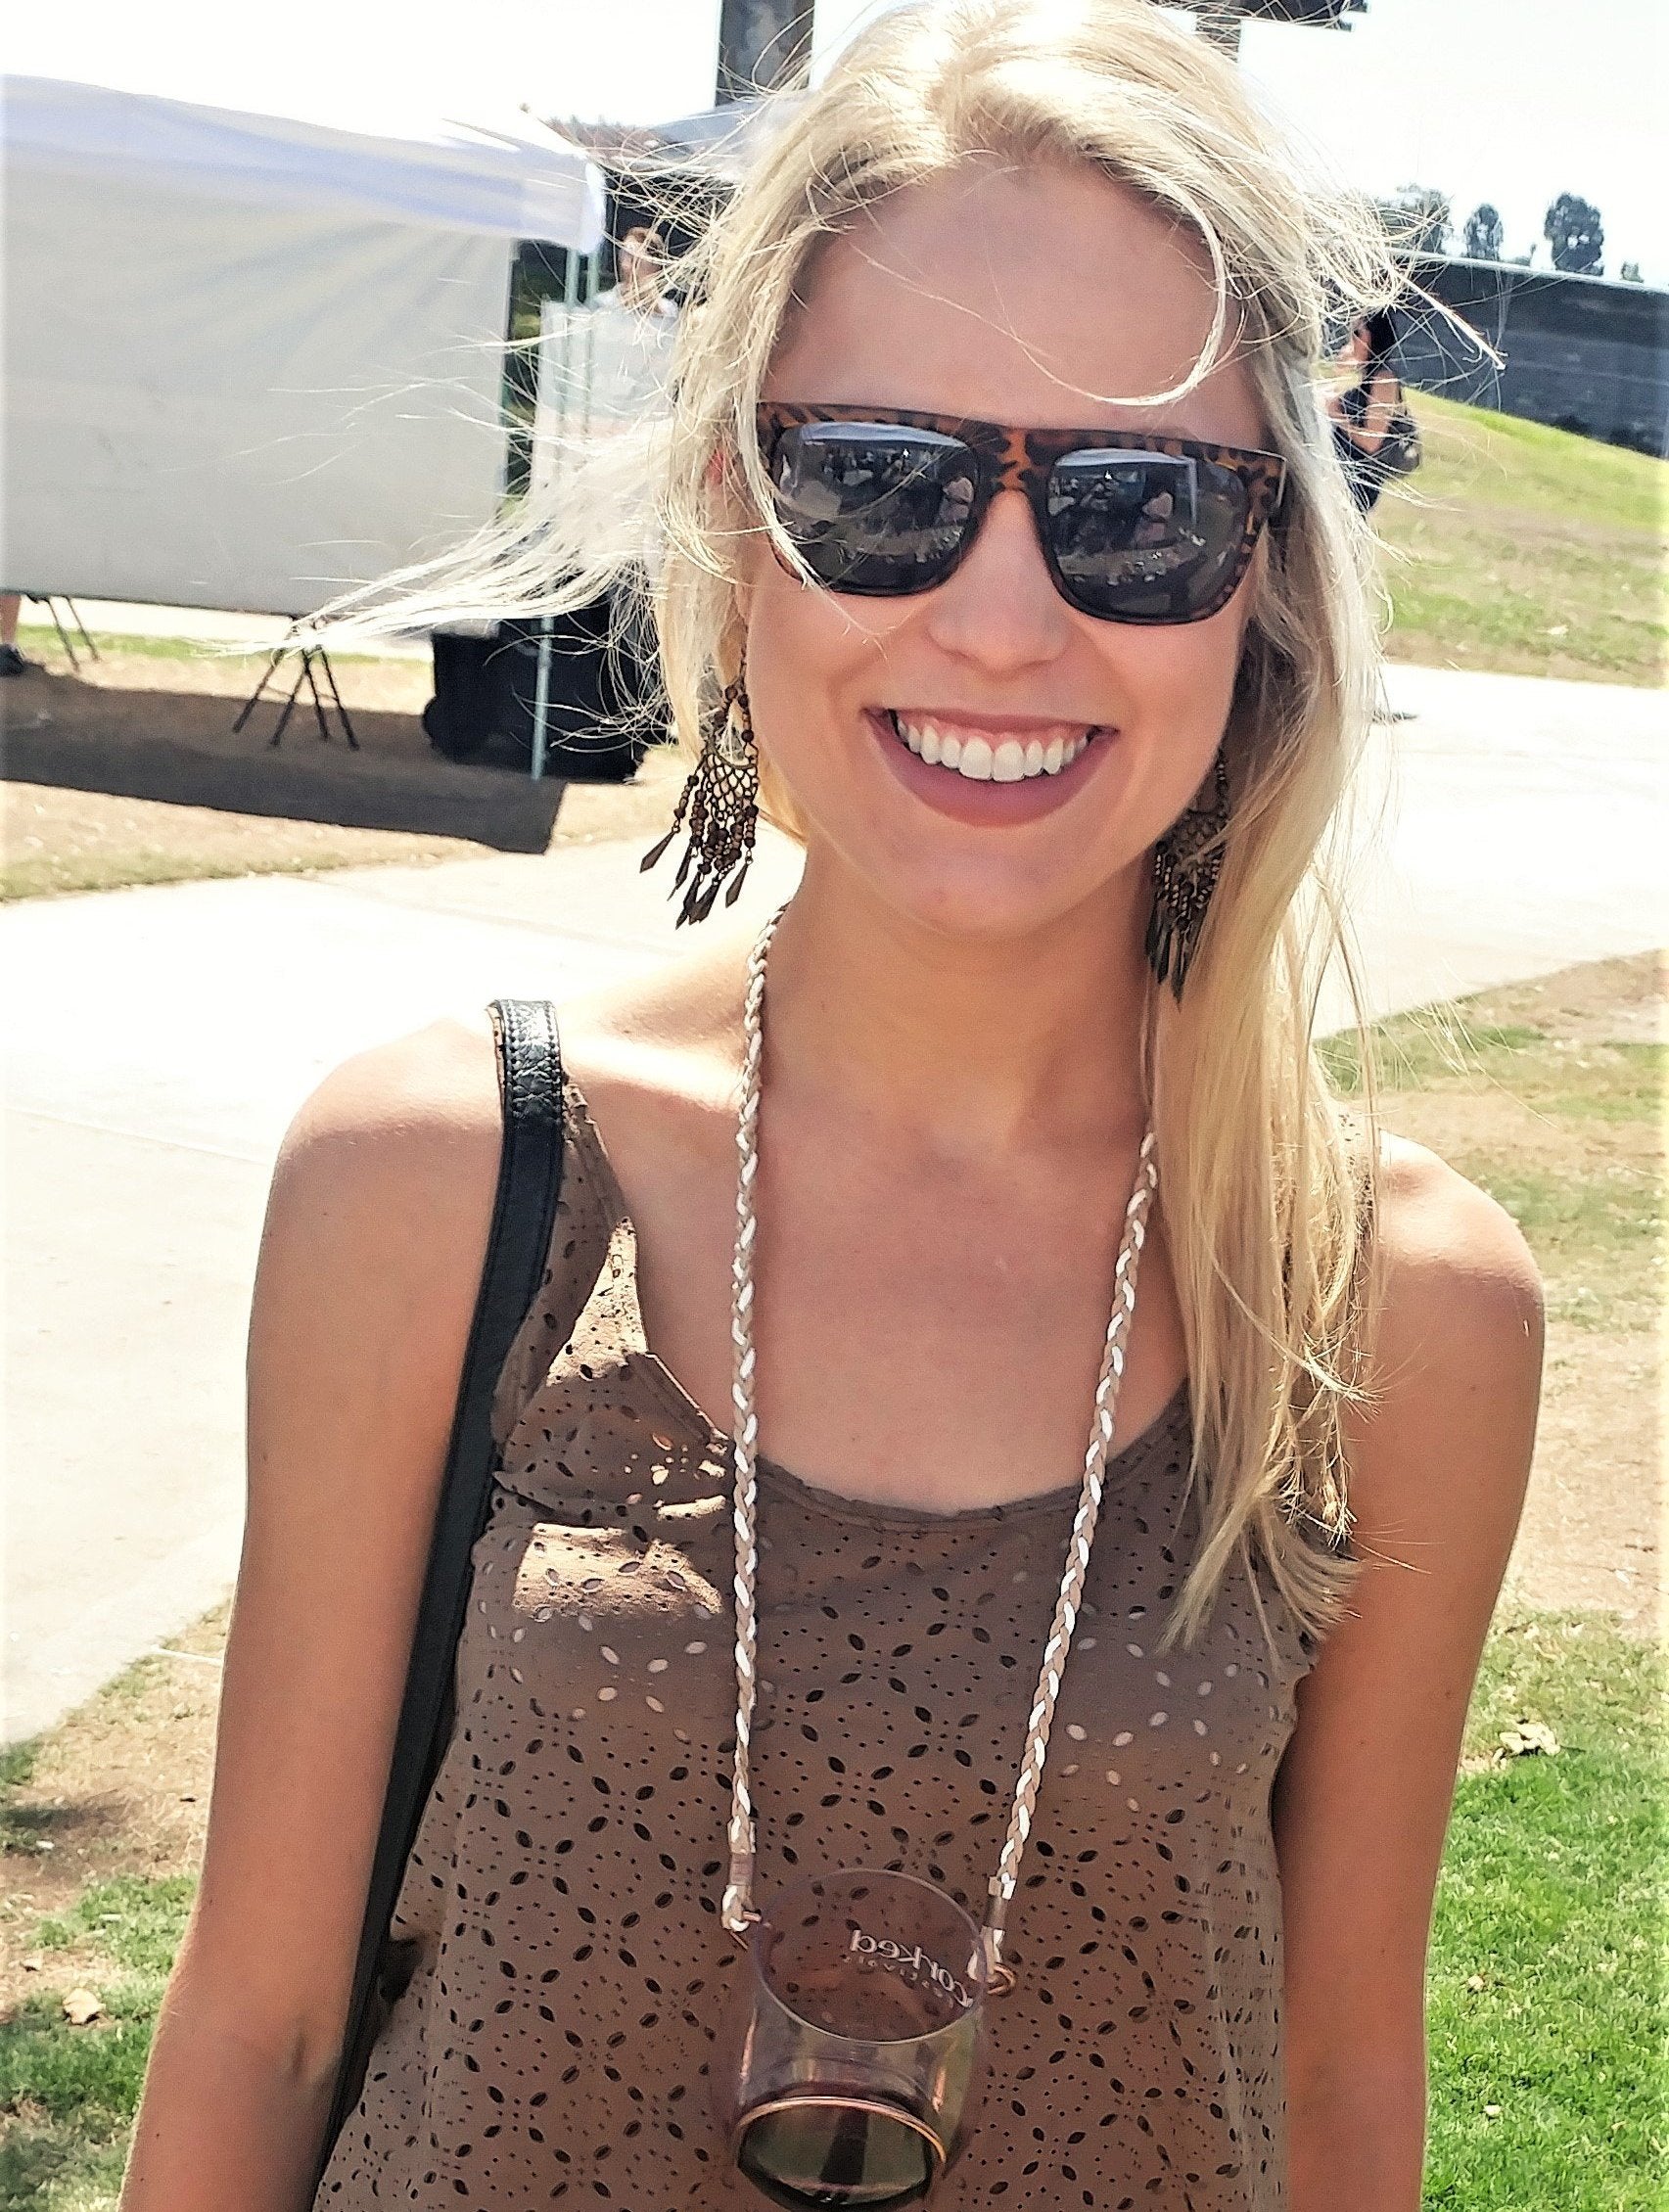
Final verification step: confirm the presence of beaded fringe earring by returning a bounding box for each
[1145,747,1231,1000]
[640,670,761,926]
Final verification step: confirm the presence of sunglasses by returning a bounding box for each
[756,402,1286,625]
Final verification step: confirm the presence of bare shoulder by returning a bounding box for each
[256,1012,507,1424]
[1340,1129,1545,1555]
[276,1010,501,1185]
[1368,1131,1545,1399]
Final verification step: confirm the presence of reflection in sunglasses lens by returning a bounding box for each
[774,425,972,590]
[738,2099,938,2209]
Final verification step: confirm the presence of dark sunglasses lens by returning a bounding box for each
[738,2101,938,2209]
[1046,450,1250,622]
[767,423,977,594]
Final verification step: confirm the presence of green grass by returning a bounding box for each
[0,1884,193,2212]
[0,1752,38,1796]
[1400,402,1668,536]
[14,626,400,668]
[32,1882,196,1981]
[1426,1611,1666,2208]
[1377,394,1669,686]
[1467,1162,1661,1327]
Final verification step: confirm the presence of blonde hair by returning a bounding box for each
[338,0,1433,1654]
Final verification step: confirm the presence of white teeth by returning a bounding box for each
[890,714,1097,782]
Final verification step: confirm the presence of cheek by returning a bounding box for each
[740,565,912,814]
[1097,611,1244,814]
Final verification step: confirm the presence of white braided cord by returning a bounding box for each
[719,906,1159,1973]
[982,1136,1156,1968]
[720,909,775,1937]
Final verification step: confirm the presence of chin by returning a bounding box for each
[830,833,1140,949]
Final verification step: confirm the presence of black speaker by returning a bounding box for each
[424,588,658,780]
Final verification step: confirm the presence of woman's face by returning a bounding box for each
[740,159,1270,944]
[1333,321,1372,380]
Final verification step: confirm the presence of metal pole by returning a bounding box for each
[532,616,555,783]
[532,247,586,782]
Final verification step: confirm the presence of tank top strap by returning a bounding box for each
[487,1065,618,1450]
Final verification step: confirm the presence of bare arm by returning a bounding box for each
[1325,368,1404,457]
[1274,1140,1544,2211]
[118,1018,501,2212]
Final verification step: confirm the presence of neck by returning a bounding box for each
[757,848,1153,1163]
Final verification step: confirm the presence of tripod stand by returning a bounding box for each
[232,624,358,749]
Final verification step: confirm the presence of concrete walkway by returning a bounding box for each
[4,661,1665,1741]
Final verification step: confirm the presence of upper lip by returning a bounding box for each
[878,706,1109,734]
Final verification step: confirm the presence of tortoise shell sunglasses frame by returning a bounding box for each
[754,401,1288,625]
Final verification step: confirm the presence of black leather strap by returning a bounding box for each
[314,998,565,2188]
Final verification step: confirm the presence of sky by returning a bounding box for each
[8,0,1665,284]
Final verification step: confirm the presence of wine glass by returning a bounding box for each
[713,1869,990,2209]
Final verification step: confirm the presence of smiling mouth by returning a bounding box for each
[883,709,1106,784]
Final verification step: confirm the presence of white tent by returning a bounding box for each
[1,75,607,617]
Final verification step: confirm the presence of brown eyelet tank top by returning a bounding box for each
[313,1072,1321,2210]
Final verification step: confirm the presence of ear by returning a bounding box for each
[707,441,744,497]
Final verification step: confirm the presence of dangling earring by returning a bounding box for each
[639,669,761,927]
[1145,747,1230,1001]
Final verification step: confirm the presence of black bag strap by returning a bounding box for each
[313,997,565,2187]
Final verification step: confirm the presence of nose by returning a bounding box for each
[919,486,1075,673]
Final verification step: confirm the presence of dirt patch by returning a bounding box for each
[1436,948,1667,1045]
[1506,1324,1662,1635]
[3,782,486,897]
[2,643,689,899]
[0,1608,225,2012]
[1364,952,1665,1640]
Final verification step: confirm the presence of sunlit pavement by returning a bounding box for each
[4,661,1664,1740]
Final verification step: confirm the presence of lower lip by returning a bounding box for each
[865,711,1116,826]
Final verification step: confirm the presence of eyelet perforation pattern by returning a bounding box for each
[312,1075,1319,2210]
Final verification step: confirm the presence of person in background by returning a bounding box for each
[1329,314,1420,720]
[586,224,681,424]
[0,593,29,676]
[1327,309,1419,514]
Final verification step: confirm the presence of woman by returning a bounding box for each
[1327,311,1420,514]
[119,5,1541,2207]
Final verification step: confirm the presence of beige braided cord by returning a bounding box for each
[982,1134,1157,1985]
[720,909,777,1938]
[719,905,1160,1976]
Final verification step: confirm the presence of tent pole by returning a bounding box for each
[533,244,586,781]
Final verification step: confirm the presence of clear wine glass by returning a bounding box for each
[713,1869,991,2209]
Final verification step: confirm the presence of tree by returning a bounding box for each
[1619,260,1644,284]
[1543,193,1604,275]
[1461,203,1505,261]
[1377,184,1452,256]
